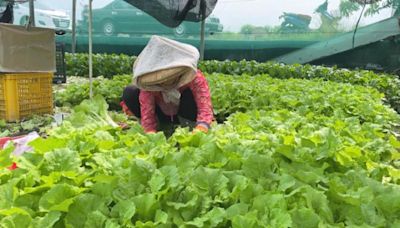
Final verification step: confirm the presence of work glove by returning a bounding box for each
[193,123,210,133]
[145,129,157,134]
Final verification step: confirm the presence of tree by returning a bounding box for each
[240,24,288,35]
[240,24,267,35]
[339,0,400,17]
[240,24,254,35]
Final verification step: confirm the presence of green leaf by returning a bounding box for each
[226,203,249,219]
[191,167,229,197]
[0,144,14,168]
[335,146,362,166]
[65,194,108,228]
[290,208,320,228]
[186,207,226,227]
[29,137,67,154]
[104,219,120,228]
[159,166,180,188]
[39,184,84,212]
[389,135,400,148]
[242,154,274,180]
[374,187,400,220]
[70,95,118,128]
[302,187,334,224]
[132,193,159,221]
[91,177,118,199]
[283,134,295,145]
[278,173,296,191]
[42,148,81,174]
[0,207,31,216]
[154,210,168,225]
[32,211,62,228]
[231,211,259,228]
[149,170,166,193]
[0,213,32,228]
[84,211,108,228]
[94,131,116,150]
[111,200,136,225]
[251,193,292,227]
[129,159,155,186]
[0,183,16,209]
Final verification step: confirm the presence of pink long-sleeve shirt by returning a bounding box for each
[138,70,213,133]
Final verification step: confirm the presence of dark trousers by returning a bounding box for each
[122,85,198,124]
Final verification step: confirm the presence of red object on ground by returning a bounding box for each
[0,137,12,148]
[8,162,17,170]
[0,136,23,170]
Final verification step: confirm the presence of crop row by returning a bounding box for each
[65,53,400,112]
[55,73,399,128]
[1,93,399,226]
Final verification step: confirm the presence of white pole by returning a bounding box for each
[72,0,77,53]
[28,0,35,26]
[88,0,93,99]
[199,0,205,61]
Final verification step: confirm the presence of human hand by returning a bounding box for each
[118,122,130,130]
[193,124,209,133]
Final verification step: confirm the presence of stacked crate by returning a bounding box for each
[0,23,56,121]
[54,42,66,84]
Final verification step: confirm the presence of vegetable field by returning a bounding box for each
[1,57,400,227]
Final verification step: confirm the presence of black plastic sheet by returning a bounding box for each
[123,0,218,27]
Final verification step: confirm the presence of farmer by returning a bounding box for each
[120,35,214,133]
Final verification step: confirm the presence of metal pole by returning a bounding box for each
[88,0,93,99]
[72,0,77,53]
[199,0,205,60]
[200,19,205,61]
[28,0,35,26]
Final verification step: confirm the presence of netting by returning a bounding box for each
[0,0,13,23]
[123,0,218,27]
[2,0,399,72]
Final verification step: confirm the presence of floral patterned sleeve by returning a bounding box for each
[188,70,214,128]
[139,90,157,133]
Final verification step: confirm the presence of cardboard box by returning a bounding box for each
[0,23,56,73]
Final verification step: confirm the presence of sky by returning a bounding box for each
[35,0,393,32]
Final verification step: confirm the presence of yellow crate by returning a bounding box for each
[0,73,53,121]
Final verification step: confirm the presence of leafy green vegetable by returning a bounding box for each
[0,144,14,169]
[2,73,400,226]
[69,95,119,128]
[0,115,54,137]
[65,53,135,78]
[64,53,400,112]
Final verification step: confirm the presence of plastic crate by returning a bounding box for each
[0,73,53,121]
[54,42,67,84]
